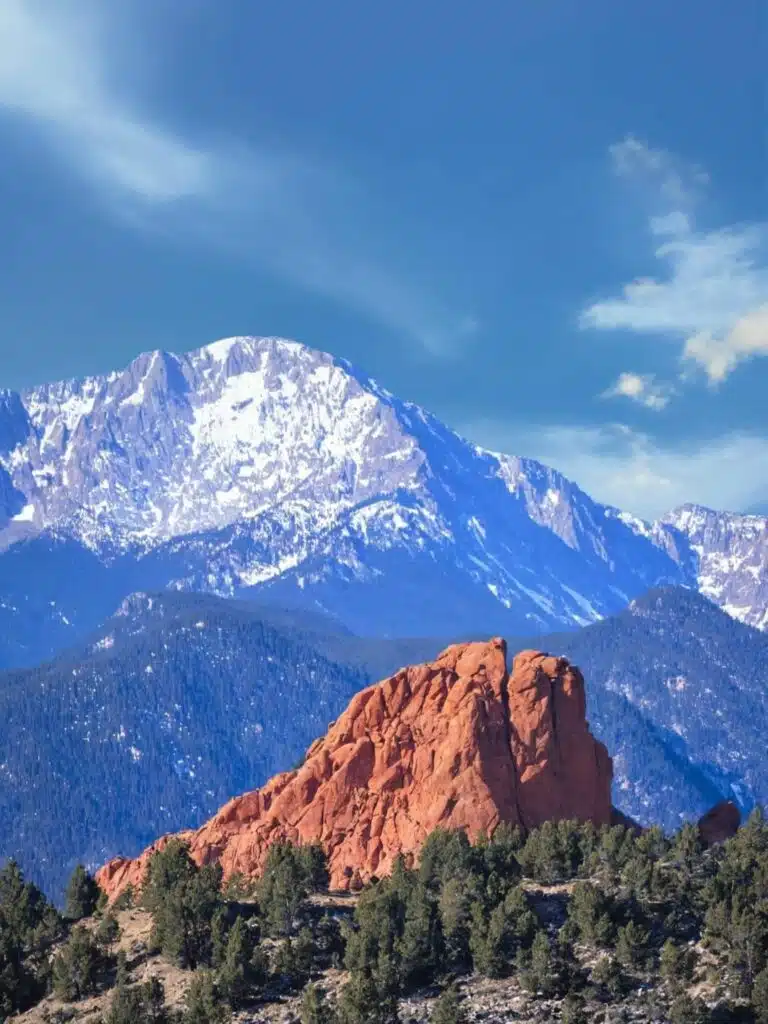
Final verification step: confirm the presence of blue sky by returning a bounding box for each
[0,0,766,517]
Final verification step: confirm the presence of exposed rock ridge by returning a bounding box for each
[97,640,614,898]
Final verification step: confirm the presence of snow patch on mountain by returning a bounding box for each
[0,336,767,642]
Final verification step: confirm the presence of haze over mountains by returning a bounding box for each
[0,336,767,671]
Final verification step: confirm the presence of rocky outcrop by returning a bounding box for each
[97,641,613,898]
[697,800,741,845]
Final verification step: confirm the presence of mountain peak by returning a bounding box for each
[2,334,768,657]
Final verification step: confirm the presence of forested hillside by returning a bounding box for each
[0,592,440,899]
[6,815,768,1023]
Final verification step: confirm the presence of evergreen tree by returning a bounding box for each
[298,844,330,892]
[753,967,768,1024]
[430,983,468,1024]
[397,881,441,988]
[146,843,223,969]
[115,950,130,988]
[0,859,62,1014]
[518,930,561,997]
[113,885,135,912]
[438,877,471,969]
[216,917,254,1008]
[560,993,587,1024]
[660,938,694,987]
[259,842,309,937]
[51,925,101,1001]
[64,865,100,921]
[338,968,399,1024]
[469,901,509,978]
[568,882,614,947]
[615,920,649,968]
[591,954,626,1000]
[183,969,230,1024]
[105,975,168,1024]
[669,993,708,1024]
[301,982,337,1024]
[96,911,121,950]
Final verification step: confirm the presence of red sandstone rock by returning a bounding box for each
[97,640,613,899]
[697,800,741,845]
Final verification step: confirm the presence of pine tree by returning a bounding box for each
[217,917,253,1008]
[669,993,707,1024]
[183,969,230,1024]
[146,843,223,969]
[301,982,337,1024]
[568,882,614,947]
[115,950,130,988]
[615,920,649,968]
[298,844,330,892]
[560,993,587,1024]
[591,954,625,999]
[64,865,100,921]
[753,967,768,1024]
[430,983,468,1024]
[660,939,694,987]
[338,969,399,1024]
[52,925,101,1001]
[105,975,168,1024]
[398,881,441,988]
[438,877,471,968]
[518,930,559,996]
[96,911,121,950]
[0,859,62,1014]
[469,901,509,978]
[259,843,308,937]
[113,885,135,912]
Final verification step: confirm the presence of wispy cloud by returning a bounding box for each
[0,0,213,201]
[601,371,673,410]
[0,0,473,355]
[462,417,768,520]
[582,136,768,389]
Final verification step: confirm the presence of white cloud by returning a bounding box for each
[609,135,708,208]
[462,417,768,520]
[582,137,768,388]
[684,305,768,384]
[0,0,473,355]
[602,371,673,410]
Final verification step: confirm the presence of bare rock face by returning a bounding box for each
[97,641,613,898]
[697,800,741,845]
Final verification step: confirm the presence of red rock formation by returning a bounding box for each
[97,641,612,898]
[697,800,740,845]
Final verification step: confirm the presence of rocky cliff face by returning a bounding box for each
[97,640,613,897]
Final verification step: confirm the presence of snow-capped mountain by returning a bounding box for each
[0,335,766,663]
[661,504,768,630]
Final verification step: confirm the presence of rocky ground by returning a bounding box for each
[13,887,732,1024]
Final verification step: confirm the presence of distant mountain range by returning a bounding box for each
[1,335,768,670]
[1,584,766,899]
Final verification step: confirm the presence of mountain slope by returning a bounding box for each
[0,592,441,898]
[2,334,767,664]
[545,586,768,829]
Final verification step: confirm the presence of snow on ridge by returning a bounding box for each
[2,334,768,633]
